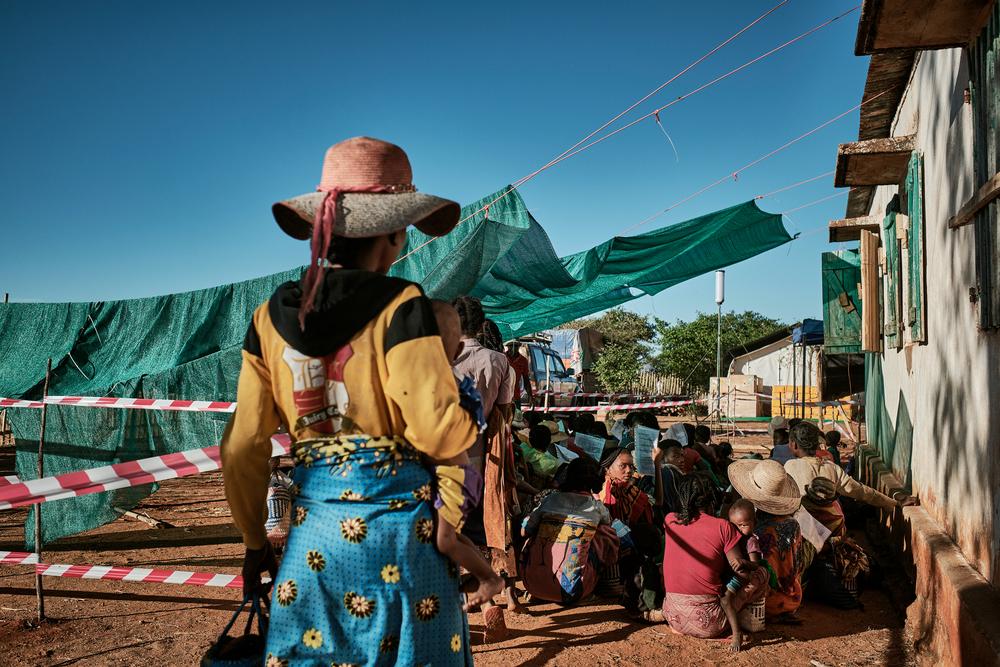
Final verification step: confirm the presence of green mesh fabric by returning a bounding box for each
[4,269,300,546]
[392,189,792,338]
[3,188,791,545]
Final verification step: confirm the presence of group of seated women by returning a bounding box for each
[508,412,902,652]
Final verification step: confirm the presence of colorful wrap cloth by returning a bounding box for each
[662,567,768,639]
[755,512,807,618]
[519,516,619,606]
[265,435,471,667]
[599,478,654,530]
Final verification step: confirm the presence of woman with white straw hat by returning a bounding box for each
[221,137,481,666]
[728,458,807,619]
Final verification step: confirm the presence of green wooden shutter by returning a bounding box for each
[822,250,862,354]
[970,3,1000,329]
[883,196,901,349]
[905,152,926,343]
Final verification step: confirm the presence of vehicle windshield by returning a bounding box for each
[543,350,569,376]
[530,346,570,378]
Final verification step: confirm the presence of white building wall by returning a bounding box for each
[864,47,1000,584]
[729,337,820,388]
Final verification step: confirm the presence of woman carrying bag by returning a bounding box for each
[221,137,479,666]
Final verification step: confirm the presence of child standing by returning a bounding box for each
[431,301,505,608]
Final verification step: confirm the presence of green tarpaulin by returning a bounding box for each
[1,188,791,544]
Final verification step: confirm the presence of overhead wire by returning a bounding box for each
[618,86,892,235]
[393,4,856,266]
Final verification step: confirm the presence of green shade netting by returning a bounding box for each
[2,187,790,544]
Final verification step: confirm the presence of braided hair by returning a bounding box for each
[673,472,719,525]
[478,318,504,352]
[452,296,485,338]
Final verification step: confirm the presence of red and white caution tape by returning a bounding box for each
[0,434,291,510]
[0,396,236,413]
[523,399,694,413]
[0,398,45,409]
[0,551,244,588]
[0,475,20,487]
[0,550,39,565]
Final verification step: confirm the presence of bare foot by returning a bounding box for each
[505,585,528,614]
[463,574,505,611]
[729,629,743,653]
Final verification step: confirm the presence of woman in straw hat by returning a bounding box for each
[728,458,808,619]
[221,137,482,666]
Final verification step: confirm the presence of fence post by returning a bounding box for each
[35,358,52,622]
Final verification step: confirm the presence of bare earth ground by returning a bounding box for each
[0,429,910,666]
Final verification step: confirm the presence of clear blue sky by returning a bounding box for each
[0,1,868,326]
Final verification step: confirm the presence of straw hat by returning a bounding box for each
[516,420,569,445]
[272,137,460,240]
[767,415,790,437]
[728,459,801,515]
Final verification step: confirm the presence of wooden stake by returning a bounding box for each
[35,358,52,623]
[3,293,8,303]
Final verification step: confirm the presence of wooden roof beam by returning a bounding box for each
[829,214,883,242]
[835,135,915,188]
[855,0,995,55]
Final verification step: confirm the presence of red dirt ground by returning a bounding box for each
[0,427,907,666]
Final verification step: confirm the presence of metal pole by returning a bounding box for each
[714,271,725,421]
[35,358,52,622]
[3,293,8,303]
[716,303,722,417]
[543,352,550,413]
[791,342,796,421]
[801,342,807,420]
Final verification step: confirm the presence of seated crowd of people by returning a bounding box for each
[497,411,916,651]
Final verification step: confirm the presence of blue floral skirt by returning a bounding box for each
[264,435,472,667]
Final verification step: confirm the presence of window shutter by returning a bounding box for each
[822,250,862,354]
[971,4,1000,329]
[882,196,902,349]
[905,152,926,342]
[860,230,882,352]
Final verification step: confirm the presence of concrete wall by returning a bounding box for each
[863,47,1000,587]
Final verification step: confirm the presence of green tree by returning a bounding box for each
[653,311,786,392]
[592,342,643,393]
[562,308,655,391]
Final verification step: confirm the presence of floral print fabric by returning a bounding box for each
[265,435,471,666]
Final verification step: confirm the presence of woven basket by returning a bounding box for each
[738,598,766,633]
[843,575,858,596]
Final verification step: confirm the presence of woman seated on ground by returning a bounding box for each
[599,447,653,529]
[661,474,767,652]
[520,457,619,606]
[785,421,917,539]
[728,458,808,620]
[598,446,663,617]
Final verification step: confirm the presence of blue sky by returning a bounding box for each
[0,1,867,326]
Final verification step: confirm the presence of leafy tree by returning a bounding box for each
[592,342,643,393]
[653,311,786,392]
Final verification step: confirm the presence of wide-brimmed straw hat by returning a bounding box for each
[728,459,801,515]
[272,137,460,240]
[517,420,569,445]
